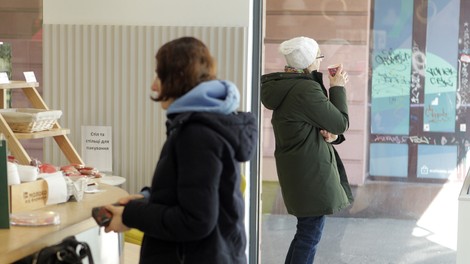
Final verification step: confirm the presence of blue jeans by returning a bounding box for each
[285,216,326,264]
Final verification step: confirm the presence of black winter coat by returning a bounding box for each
[122,111,257,264]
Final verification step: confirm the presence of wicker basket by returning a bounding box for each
[0,108,63,132]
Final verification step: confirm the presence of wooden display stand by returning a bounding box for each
[0,81,83,165]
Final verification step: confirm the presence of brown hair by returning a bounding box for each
[155,37,216,101]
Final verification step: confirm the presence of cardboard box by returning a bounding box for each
[9,179,48,213]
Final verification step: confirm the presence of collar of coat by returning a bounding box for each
[261,70,327,96]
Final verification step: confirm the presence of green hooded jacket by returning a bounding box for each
[261,71,353,217]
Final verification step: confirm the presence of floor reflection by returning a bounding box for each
[261,214,456,264]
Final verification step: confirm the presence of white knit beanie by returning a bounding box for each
[279,36,319,69]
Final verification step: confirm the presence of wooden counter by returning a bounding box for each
[0,184,128,263]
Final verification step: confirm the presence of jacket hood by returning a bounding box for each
[167,80,240,116]
[260,71,325,110]
[167,112,257,162]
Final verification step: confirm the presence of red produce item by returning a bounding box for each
[60,165,77,171]
[39,163,58,173]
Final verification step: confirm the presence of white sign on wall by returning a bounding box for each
[81,126,112,172]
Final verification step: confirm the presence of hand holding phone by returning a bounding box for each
[92,202,122,227]
[92,198,145,228]
[92,206,113,227]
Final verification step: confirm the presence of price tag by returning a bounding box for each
[0,72,9,84]
[23,71,37,83]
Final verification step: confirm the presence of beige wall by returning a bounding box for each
[262,0,371,185]
[44,0,250,27]
[42,0,254,194]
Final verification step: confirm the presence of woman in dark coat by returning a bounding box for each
[261,36,353,264]
[104,36,257,264]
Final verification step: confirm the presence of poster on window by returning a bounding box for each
[370,0,413,135]
[370,0,467,180]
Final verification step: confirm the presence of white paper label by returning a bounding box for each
[81,126,113,172]
[0,72,9,84]
[23,71,37,83]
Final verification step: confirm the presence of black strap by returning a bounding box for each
[26,236,95,264]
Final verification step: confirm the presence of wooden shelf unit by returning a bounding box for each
[0,81,83,165]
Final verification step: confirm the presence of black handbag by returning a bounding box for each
[15,236,94,264]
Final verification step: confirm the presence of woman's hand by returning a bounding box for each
[320,130,338,143]
[329,64,349,87]
[103,194,144,233]
[104,204,130,233]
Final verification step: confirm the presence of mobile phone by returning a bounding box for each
[92,206,113,227]
[92,199,145,227]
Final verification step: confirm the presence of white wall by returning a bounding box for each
[42,0,253,181]
[44,0,250,27]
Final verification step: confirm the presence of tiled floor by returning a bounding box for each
[123,214,457,264]
[261,214,456,264]
[122,181,461,263]
[259,181,461,263]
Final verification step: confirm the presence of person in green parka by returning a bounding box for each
[260,36,354,264]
